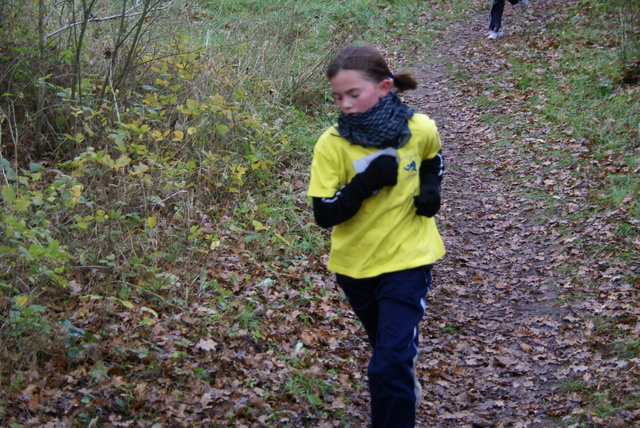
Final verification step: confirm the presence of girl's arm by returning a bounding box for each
[312,154,398,228]
[420,151,445,183]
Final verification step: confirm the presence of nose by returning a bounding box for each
[340,98,354,113]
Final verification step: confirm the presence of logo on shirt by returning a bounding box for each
[404,161,417,172]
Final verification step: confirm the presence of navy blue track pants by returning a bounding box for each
[489,0,520,32]
[336,266,432,428]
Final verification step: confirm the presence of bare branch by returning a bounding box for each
[46,0,174,40]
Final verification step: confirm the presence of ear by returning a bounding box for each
[377,78,392,98]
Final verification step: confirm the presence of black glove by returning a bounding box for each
[347,154,398,203]
[414,153,444,218]
[414,186,440,217]
[357,154,398,194]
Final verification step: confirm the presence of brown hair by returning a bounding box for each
[326,45,418,92]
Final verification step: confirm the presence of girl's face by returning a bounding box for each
[330,69,391,115]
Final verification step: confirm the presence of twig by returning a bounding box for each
[108,63,121,123]
[536,405,576,415]
[148,190,189,209]
[46,0,174,40]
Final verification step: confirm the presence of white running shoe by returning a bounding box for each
[488,31,499,39]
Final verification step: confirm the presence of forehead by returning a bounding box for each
[330,69,374,93]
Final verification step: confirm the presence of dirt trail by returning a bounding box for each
[395,3,583,426]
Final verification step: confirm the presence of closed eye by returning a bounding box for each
[333,91,360,101]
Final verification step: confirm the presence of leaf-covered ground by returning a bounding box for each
[4,0,639,427]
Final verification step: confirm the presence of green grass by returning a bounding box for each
[182,0,431,112]
[441,325,465,334]
[607,337,640,360]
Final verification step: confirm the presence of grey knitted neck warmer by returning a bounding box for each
[335,92,414,149]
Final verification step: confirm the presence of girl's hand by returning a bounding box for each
[361,155,398,191]
[414,188,440,217]
[414,152,444,217]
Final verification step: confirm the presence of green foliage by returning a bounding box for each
[0,295,52,367]
[1,3,332,401]
[59,318,100,360]
[281,343,336,408]
[1,162,74,290]
[7,297,50,338]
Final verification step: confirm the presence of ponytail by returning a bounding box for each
[391,70,418,92]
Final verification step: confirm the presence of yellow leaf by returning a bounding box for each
[15,295,29,307]
[100,153,114,167]
[210,239,221,250]
[133,163,149,175]
[150,130,164,141]
[121,300,134,309]
[69,184,83,207]
[187,127,196,135]
[252,220,270,231]
[186,99,200,111]
[96,210,109,222]
[146,216,157,228]
[113,155,131,171]
[141,317,156,325]
[275,233,291,246]
[70,185,83,197]
[173,130,184,142]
